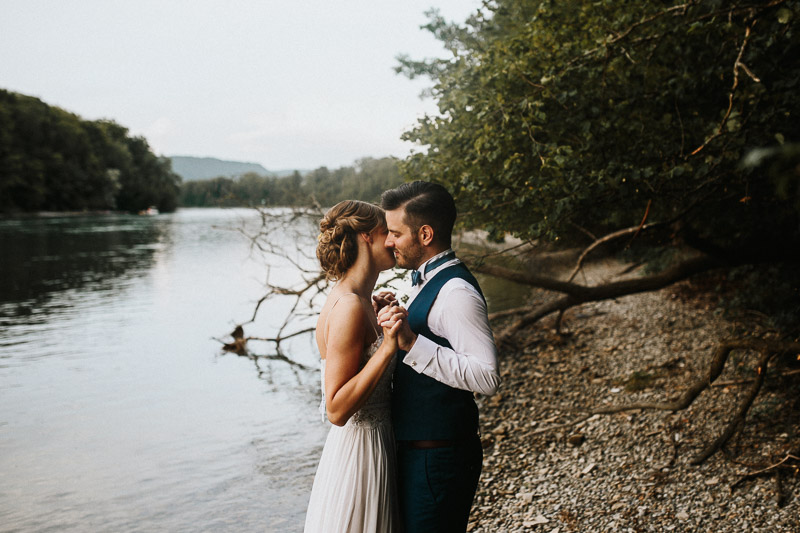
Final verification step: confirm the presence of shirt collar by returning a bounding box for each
[416,248,457,284]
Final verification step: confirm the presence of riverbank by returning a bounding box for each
[470,259,799,532]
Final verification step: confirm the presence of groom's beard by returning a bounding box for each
[392,236,425,270]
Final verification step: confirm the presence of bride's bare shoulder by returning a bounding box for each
[317,293,366,355]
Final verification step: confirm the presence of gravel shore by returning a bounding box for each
[469,260,799,532]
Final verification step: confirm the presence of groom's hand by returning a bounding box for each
[372,291,396,315]
[395,315,417,352]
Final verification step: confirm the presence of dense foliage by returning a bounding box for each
[398,0,800,251]
[0,89,181,213]
[179,157,403,207]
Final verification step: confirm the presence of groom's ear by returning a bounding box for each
[418,225,434,246]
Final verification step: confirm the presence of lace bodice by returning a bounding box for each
[319,336,395,428]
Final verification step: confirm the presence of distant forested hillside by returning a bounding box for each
[0,89,181,213]
[169,156,274,181]
[180,157,403,207]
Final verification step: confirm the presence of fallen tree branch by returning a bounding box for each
[478,252,719,299]
[527,339,800,463]
[730,451,800,506]
[711,368,800,387]
[252,352,315,372]
[574,339,800,464]
[246,327,317,345]
[731,453,800,490]
[488,305,538,322]
[566,200,654,283]
[482,236,798,345]
[479,253,721,344]
[588,340,800,412]
[245,272,327,325]
[691,349,773,464]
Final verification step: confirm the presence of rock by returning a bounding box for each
[522,514,549,527]
[567,433,585,446]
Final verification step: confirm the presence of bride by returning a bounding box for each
[304,200,404,532]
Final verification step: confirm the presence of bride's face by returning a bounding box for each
[368,225,396,271]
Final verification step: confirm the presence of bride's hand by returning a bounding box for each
[377,303,403,344]
[377,304,415,351]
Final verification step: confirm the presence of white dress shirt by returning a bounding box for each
[402,249,501,396]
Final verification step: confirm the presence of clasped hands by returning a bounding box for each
[373,291,416,352]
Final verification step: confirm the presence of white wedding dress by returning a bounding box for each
[303,336,400,532]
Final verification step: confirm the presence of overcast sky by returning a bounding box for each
[1,1,483,170]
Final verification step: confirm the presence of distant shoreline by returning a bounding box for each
[1,210,115,218]
[0,209,157,219]
[0,206,265,219]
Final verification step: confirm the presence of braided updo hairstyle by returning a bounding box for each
[317,200,386,280]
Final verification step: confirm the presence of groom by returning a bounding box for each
[379,181,500,532]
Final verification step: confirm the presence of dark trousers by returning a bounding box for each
[397,434,483,533]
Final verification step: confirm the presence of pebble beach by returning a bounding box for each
[469,260,800,532]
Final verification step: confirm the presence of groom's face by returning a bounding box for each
[384,208,425,270]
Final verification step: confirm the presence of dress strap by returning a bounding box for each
[323,293,358,346]
[322,292,380,346]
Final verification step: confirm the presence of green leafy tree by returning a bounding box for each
[398,1,799,252]
[395,0,800,465]
[114,134,181,212]
[0,90,114,211]
[0,89,181,213]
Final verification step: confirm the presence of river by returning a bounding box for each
[0,207,526,532]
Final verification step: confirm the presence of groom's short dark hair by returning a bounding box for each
[381,181,456,247]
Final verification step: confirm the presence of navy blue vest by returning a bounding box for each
[392,263,484,441]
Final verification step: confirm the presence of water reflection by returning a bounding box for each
[0,214,171,312]
[0,208,329,532]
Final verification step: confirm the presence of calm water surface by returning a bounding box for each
[0,208,326,532]
[0,207,528,532]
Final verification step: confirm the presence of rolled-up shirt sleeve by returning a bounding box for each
[402,280,500,395]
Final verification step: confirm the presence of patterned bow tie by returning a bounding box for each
[411,251,456,287]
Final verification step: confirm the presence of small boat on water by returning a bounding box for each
[139,206,160,215]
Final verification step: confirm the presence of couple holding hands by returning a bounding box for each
[304,181,500,533]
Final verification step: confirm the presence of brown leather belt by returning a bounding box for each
[403,439,456,449]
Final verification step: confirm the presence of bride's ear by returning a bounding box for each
[361,232,373,244]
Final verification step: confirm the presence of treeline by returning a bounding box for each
[0,89,181,213]
[180,157,403,207]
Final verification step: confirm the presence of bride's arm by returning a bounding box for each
[323,298,399,426]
